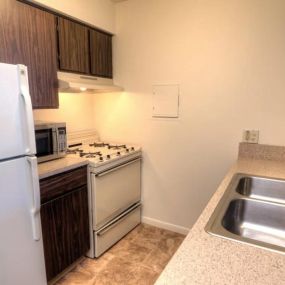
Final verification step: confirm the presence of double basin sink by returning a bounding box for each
[205,173,285,253]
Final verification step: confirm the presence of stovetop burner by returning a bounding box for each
[66,148,84,154]
[88,142,127,150]
[66,137,140,165]
[108,144,127,150]
[79,151,102,158]
[89,142,110,148]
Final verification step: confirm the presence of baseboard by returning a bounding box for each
[142,216,190,235]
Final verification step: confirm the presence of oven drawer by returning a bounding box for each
[91,158,141,229]
[94,203,141,257]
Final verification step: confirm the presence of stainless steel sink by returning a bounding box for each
[223,199,285,248]
[236,176,285,204]
[205,173,285,253]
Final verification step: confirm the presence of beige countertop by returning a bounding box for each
[156,157,285,285]
[38,157,88,179]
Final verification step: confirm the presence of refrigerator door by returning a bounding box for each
[0,63,36,160]
[0,156,46,285]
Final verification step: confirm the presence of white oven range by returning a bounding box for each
[67,131,142,257]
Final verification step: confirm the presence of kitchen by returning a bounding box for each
[1,0,285,284]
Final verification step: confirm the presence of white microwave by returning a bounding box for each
[34,121,67,163]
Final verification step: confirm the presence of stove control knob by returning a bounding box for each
[131,147,135,151]
[117,151,121,156]
[99,156,104,162]
[126,148,129,153]
[107,155,111,159]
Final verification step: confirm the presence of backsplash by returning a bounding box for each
[239,142,285,162]
[33,93,95,132]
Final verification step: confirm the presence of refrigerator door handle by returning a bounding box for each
[19,65,36,155]
[27,156,41,241]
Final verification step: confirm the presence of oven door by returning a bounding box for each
[35,128,57,163]
[91,158,141,230]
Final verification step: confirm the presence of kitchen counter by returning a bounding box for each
[38,157,88,179]
[156,144,285,285]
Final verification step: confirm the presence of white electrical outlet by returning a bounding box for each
[243,130,259,143]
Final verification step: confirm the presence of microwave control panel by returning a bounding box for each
[58,127,67,153]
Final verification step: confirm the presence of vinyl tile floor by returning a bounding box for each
[56,223,185,285]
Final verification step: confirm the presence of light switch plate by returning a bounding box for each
[243,130,259,143]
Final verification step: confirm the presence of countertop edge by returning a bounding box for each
[155,158,285,285]
[38,158,89,180]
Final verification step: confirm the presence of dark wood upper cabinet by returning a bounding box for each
[0,0,59,109]
[0,0,22,64]
[90,29,113,78]
[57,17,90,74]
[19,3,59,108]
[0,0,114,109]
[56,16,113,78]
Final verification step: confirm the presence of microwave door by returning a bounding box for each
[35,128,57,162]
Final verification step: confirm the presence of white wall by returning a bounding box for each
[28,0,115,33]
[33,93,95,132]
[93,0,285,230]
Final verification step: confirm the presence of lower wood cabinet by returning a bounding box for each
[40,166,90,281]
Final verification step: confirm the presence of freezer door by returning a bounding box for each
[0,63,36,160]
[0,156,46,285]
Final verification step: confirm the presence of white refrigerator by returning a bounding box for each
[0,63,47,285]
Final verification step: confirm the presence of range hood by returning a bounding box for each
[58,72,124,93]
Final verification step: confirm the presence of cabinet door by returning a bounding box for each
[41,186,90,281]
[90,29,113,78]
[0,0,22,64]
[57,17,89,74]
[19,3,59,108]
[0,0,59,108]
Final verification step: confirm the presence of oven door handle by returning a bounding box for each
[95,158,141,177]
